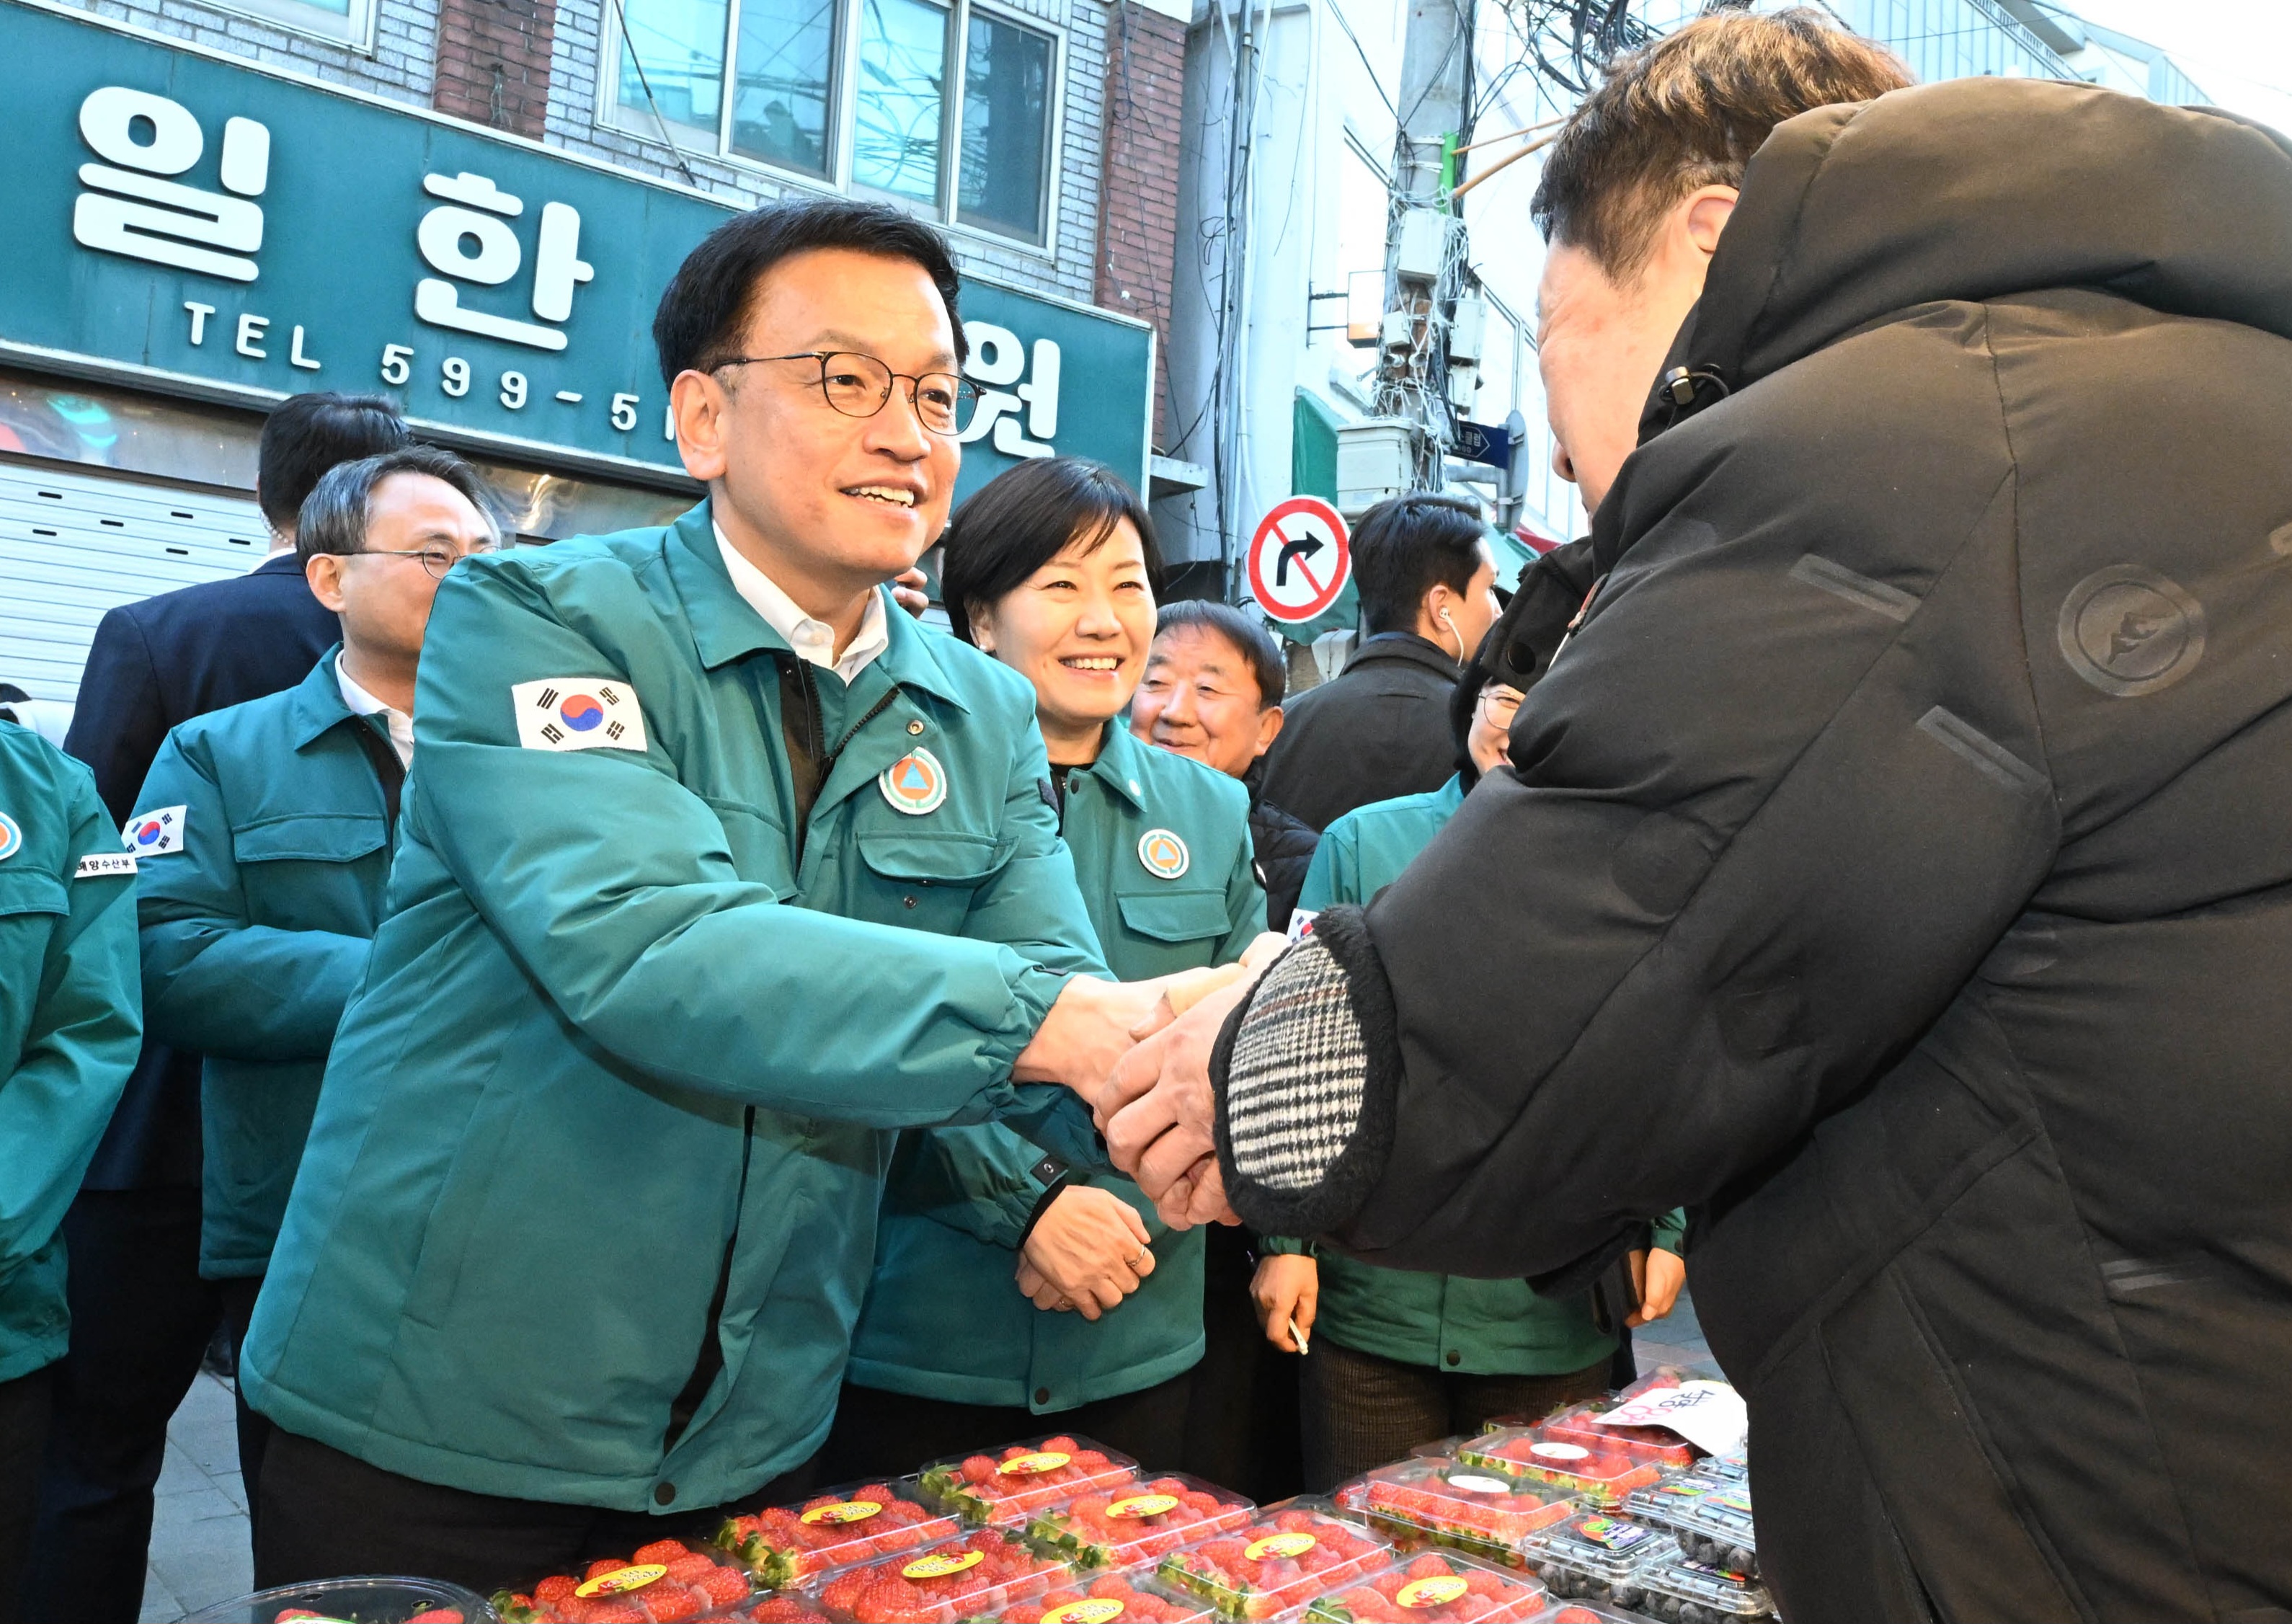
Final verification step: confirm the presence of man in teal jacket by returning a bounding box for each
[130,445,499,1541]
[0,720,140,1619]
[244,197,1155,1588]
[1258,675,1685,1488]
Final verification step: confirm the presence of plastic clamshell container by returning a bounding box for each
[1328,1476,1371,1520]
[1451,1429,1667,1509]
[1628,1556,1775,1621]
[974,1569,1226,1624]
[1353,1458,1577,1568]
[1697,1450,1749,1483]
[182,1577,492,1624]
[1301,1551,1547,1624]
[1534,1405,1700,1473]
[716,1476,964,1588]
[1155,1499,1393,1621]
[1527,1605,1643,1624]
[1515,1514,1669,1612]
[1027,1473,1256,1571]
[494,1535,759,1620]
[920,1436,1142,1527]
[1620,1477,1758,1578]
[805,1525,1076,1623]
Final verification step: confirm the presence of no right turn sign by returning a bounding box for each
[1248,497,1351,624]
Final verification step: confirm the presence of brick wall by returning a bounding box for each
[1095,0,1186,446]
[432,0,558,136]
[71,0,435,104]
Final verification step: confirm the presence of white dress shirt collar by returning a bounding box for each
[713,520,889,683]
[334,658,414,767]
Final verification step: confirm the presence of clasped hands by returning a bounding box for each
[1011,935,1287,1237]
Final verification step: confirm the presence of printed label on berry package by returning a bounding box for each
[999,1451,1074,1476]
[1045,1599,1129,1624]
[1108,1494,1182,1519]
[904,1550,986,1579]
[575,1562,667,1597]
[1529,1442,1590,1462]
[1443,1474,1512,1496]
[1679,1558,1756,1587]
[802,1499,885,1525]
[1573,1519,1652,1554]
[1245,1532,1318,1561]
[1397,1577,1470,1608]
[1706,1488,1753,1514]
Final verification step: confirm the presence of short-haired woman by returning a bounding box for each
[822,457,1267,1474]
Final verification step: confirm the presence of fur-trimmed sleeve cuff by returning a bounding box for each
[1211,905,1401,1239]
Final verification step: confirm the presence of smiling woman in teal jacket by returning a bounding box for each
[827,458,1266,1478]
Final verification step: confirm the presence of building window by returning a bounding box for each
[210,0,376,46]
[610,0,1058,249]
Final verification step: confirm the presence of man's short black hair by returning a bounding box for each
[258,393,409,534]
[938,457,1163,645]
[1530,9,1911,285]
[1152,598,1286,709]
[298,445,502,564]
[653,196,967,386]
[1350,493,1488,637]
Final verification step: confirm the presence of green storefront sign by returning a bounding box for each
[0,0,1152,500]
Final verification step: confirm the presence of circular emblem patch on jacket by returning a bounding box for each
[2058,566,2206,698]
[1137,827,1190,879]
[879,747,948,815]
[0,813,19,861]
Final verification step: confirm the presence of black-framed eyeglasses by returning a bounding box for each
[716,350,981,437]
[357,541,499,579]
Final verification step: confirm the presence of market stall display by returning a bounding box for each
[1349,1457,1576,1566]
[920,1437,1141,1527]
[807,1525,1075,1621]
[492,1540,759,1621]
[718,1479,964,1588]
[1621,1475,1759,1579]
[1155,1501,1392,1620]
[1452,1430,1666,1509]
[1300,1551,1547,1624]
[1026,1475,1255,1570]
[181,1577,489,1623]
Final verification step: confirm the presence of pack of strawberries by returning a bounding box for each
[716,1480,963,1589]
[489,1538,766,1623]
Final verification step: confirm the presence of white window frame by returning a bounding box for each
[601,0,1065,254]
[207,0,378,50]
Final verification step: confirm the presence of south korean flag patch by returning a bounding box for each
[122,806,187,856]
[512,679,650,753]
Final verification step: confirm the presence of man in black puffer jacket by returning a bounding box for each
[1098,14,2292,1620]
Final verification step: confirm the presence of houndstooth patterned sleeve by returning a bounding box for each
[1212,904,1403,1238]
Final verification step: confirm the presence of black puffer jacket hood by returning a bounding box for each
[1661,79,2292,418]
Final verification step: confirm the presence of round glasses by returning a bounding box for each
[716,350,982,437]
[358,541,499,579]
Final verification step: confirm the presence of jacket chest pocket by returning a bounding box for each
[231,815,388,925]
[1111,887,1232,975]
[857,832,1013,933]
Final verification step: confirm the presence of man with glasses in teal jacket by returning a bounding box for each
[128,446,498,1552]
[241,198,1155,1588]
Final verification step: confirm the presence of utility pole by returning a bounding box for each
[1373,0,1473,489]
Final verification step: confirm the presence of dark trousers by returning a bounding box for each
[22,1187,222,1624]
[0,1367,55,1624]
[820,1369,1195,1484]
[1183,1225,1303,1501]
[1299,1338,1612,1491]
[256,1426,822,1592]
[218,1275,270,1550]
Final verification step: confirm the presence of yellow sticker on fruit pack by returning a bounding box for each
[801,1499,884,1525]
[1245,1532,1318,1561]
[904,1550,985,1580]
[1398,1577,1470,1609]
[998,1451,1072,1476]
[1108,1494,1181,1519]
[574,1563,666,1597]
[1044,1600,1127,1624]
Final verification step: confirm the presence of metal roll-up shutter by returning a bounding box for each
[0,461,270,704]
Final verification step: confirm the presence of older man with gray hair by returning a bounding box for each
[120,445,497,1555]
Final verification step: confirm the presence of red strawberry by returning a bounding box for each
[634,1539,692,1567]
[589,1559,634,1581]
[696,1566,752,1607]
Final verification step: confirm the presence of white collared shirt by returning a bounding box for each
[714,520,889,684]
[335,660,414,767]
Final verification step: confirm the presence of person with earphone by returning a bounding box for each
[1255,494,1503,835]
